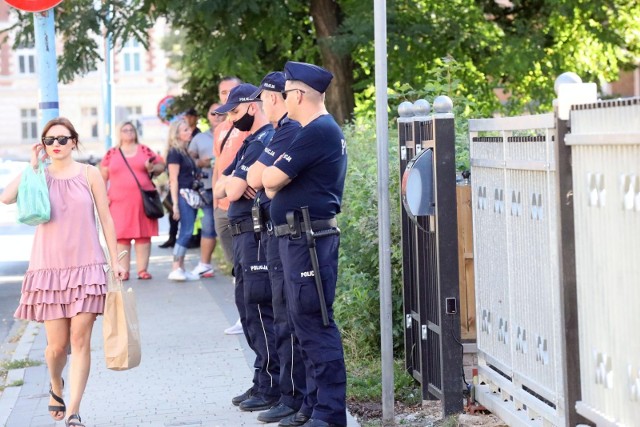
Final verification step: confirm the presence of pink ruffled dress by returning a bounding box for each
[14,168,107,322]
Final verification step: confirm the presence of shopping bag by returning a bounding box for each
[103,271,141,371]
[17,162,50,226]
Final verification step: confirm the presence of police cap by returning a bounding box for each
[250,71,286,100]
[283,61,333,94]
[214,83,260,114]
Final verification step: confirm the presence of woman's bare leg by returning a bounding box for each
[44,318,70,420]
[66,313,97,416]
[134,240,151,273]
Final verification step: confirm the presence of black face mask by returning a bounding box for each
[233,109,255,132]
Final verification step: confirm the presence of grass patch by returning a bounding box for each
[1,358,42,370]
[0,379,24,391]
[438,415,459,427]
[346,355,420,405]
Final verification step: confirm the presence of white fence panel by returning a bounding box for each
[567,99,640,426]
[470,114,567,426]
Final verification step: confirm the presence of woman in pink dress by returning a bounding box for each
[0,117,126,427]
[100,122,165,280]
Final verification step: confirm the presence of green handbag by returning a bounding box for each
[17,162,51,226]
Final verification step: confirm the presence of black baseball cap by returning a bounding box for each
[214,83,260,114]
[250,71,286,99]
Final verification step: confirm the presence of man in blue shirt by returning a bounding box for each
[213,83,280,412]
[246,72,306,425]
[263,62,348,427]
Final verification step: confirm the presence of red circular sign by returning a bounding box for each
[157,95,175,125]
[5,0,63,12]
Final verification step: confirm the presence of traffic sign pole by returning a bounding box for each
[34,9,59,132]
[6,0,64,135]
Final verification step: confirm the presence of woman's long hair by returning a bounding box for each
[166,118,189,158]
[118,121,139,146]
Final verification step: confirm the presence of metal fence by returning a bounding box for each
[469,114,570,426]
[567,98,640,426]
[397,83,639,425]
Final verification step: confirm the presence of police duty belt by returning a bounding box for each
[227,220,255,237]
[273,217,338,238]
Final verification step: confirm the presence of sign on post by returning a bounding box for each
[157,96,175,125]
[5,0,63,13]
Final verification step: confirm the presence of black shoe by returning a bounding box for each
[257,402,298,423]
[158,239,175,248]
[232,387,255,406]
[278,411,311,427]
[239,395,278,412]
[301,419,345,427]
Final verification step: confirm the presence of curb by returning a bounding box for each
[0,321,41,426]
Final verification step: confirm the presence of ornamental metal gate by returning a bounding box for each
[397,98,463,415]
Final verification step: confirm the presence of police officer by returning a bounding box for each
[213,83,280,411]
[246,72,307,424]
[263,62,348,427]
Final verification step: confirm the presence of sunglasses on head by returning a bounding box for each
[42,136,73,146]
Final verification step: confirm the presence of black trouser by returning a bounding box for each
[263,229,306,410]
[232,228,280,399]
[168,215,178,241]
[278,233,346,426]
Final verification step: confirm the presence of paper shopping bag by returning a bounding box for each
[103,276,141,371]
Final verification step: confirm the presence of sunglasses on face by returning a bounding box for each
[42,136,73,146]
[281,88,306,100]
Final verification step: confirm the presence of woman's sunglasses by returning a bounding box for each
[42,136,73,146]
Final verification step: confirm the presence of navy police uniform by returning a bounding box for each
[255,117,308,412]
[252,73,308,413]
[218,84,280,403]
[271,62,348,427]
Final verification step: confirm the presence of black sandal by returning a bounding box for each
[66,413,85,426]
[48,378,65,420]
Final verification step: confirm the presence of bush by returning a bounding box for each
[335,118,405,358]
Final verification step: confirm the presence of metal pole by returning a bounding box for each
[374,0,394,423]
[33,9,59,132]
[103,6,114,149]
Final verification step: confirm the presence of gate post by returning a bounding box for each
[554,75,591,427]
[432,96,463,415]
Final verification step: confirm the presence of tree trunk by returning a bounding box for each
[310,0,355,125]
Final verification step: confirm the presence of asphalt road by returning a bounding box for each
[0,198,34,344]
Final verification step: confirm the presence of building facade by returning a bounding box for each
[0,2,181,160]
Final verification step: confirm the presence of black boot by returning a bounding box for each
[160,216,178,248]
[159,238,175,248]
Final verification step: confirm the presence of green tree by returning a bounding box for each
[3,0,639,118]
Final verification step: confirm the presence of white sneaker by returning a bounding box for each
[184,270,200,281]
[224,318,243,335]
[168,268,186,282]
[191,263,214,278]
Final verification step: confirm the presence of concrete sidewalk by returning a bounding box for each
[0,244,359,426]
